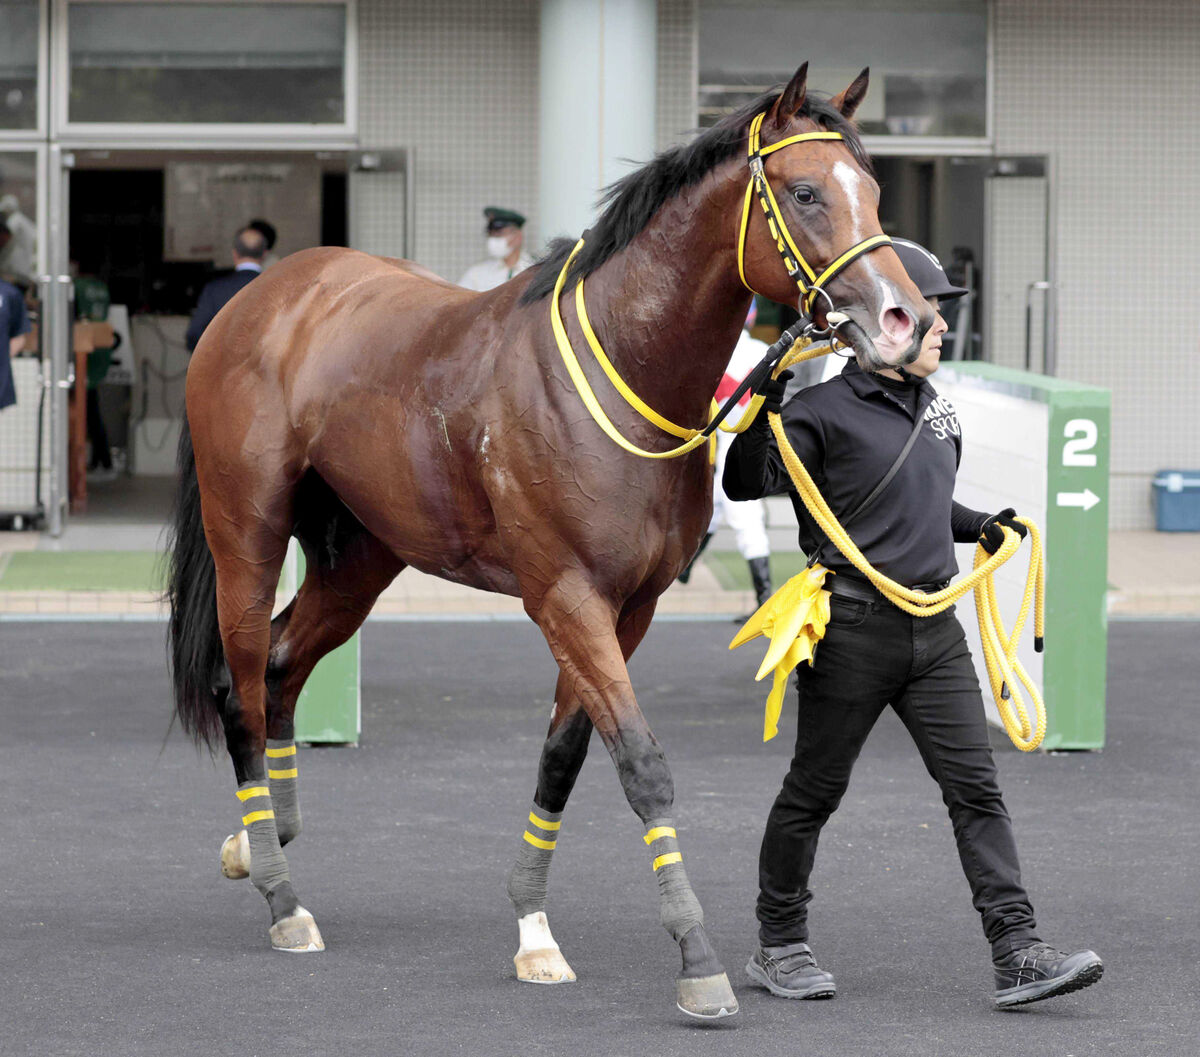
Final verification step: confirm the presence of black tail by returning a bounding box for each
[166,417,225,748]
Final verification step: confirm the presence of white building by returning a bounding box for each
[0,0,1194,531]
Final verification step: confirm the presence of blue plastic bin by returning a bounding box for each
[1152,470,1200,531]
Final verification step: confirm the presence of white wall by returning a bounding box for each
[354,0,697,282]
[992,0,1200,528]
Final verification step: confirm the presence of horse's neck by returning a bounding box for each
[576,170,752,430]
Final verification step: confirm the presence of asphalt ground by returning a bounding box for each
[1,619,1195,1057]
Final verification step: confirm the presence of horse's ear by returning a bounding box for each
[768,62,808,128]
[830,67,870,121]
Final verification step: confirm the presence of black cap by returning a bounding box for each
[891,238,968,301]
[484,206,526,231]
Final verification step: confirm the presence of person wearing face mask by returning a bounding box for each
[724,239,1102,1010]
[457,207,533,292]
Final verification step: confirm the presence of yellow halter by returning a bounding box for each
[737,111,892,317]
[546,112,889,461]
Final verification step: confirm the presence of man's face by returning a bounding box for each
[486,223,521,260]
[904,297,948,378]
[496,225,521,250]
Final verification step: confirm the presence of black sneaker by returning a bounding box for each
[992,942,1103,1008]
[745,942,836,999]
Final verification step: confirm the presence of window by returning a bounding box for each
[0,1,40,130]
[699,1,988,139]
[66,2,348,125]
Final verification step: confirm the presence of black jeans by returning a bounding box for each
[756,594,1040,958]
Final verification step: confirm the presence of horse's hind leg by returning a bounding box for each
[523,578,737,1020]
[220,523,404,881]
[507,600,656,984]
[207,501,324,952]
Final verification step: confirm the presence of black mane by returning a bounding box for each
[520,88,874,303]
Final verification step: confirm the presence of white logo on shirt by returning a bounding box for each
[924,394,960,441]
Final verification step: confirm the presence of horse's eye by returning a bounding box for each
[793,187,816,205]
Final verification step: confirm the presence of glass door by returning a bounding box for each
[985,157,1055,374]
[0,146,53,528]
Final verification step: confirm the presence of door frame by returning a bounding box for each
[983,154,1057,375]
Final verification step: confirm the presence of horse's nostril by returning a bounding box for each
[880,307,914,344]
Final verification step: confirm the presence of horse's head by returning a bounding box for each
[739,64,932,370]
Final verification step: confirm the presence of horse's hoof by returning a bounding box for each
[220,830,250,879]
[269,907,325,953]
[676,972,739,1021]
[514,948,577,984]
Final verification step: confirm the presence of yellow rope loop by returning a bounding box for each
[762,399,1048,752]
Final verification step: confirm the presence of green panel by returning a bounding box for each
[294,633,360,745]
[280,546,361,745]
[1042,390,1110,750]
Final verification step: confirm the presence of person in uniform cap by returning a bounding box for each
[726,238,1102,1011]
[457,207,533,292]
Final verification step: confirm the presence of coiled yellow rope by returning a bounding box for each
[733,342,1048,752]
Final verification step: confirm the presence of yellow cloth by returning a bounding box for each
[730,565,831,742]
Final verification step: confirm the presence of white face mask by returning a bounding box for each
[486,235,512,260]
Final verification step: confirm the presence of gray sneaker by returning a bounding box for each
[745,942,836,999]
[992,942,1103,1008]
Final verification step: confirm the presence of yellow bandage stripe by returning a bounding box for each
[523,831,557,851]
[242,809,276,826]
[528,812,561,832]
[265,745,296,758]
[268,768,298,779]
[235,786,270,802]
[643,826,677,845]
[652,852,683,871]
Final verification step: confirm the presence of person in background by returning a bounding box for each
[457,207,533,292]
[247,218,280,269]
[0,194,36,291]
[186,226,267,352]
[677,302,774,609]
[725,239,1102,1010]
[72,258,120,479]
[0,270,31,414]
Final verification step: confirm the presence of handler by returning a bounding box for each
[724,239,1102,1009]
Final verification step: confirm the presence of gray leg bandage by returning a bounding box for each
[236,780,291,895]
[507,803,563,918]
[266,739,301,846]
[645,817,704,942]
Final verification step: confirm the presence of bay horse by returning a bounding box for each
[167,63,931,1020]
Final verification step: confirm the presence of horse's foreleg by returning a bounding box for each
[507,676,592,984]
[508,600,657,983]
[526,582,736,1020]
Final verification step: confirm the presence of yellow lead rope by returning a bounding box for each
[733,344,1048,752]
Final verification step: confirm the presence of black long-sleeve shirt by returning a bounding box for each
[723,360,991,587]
